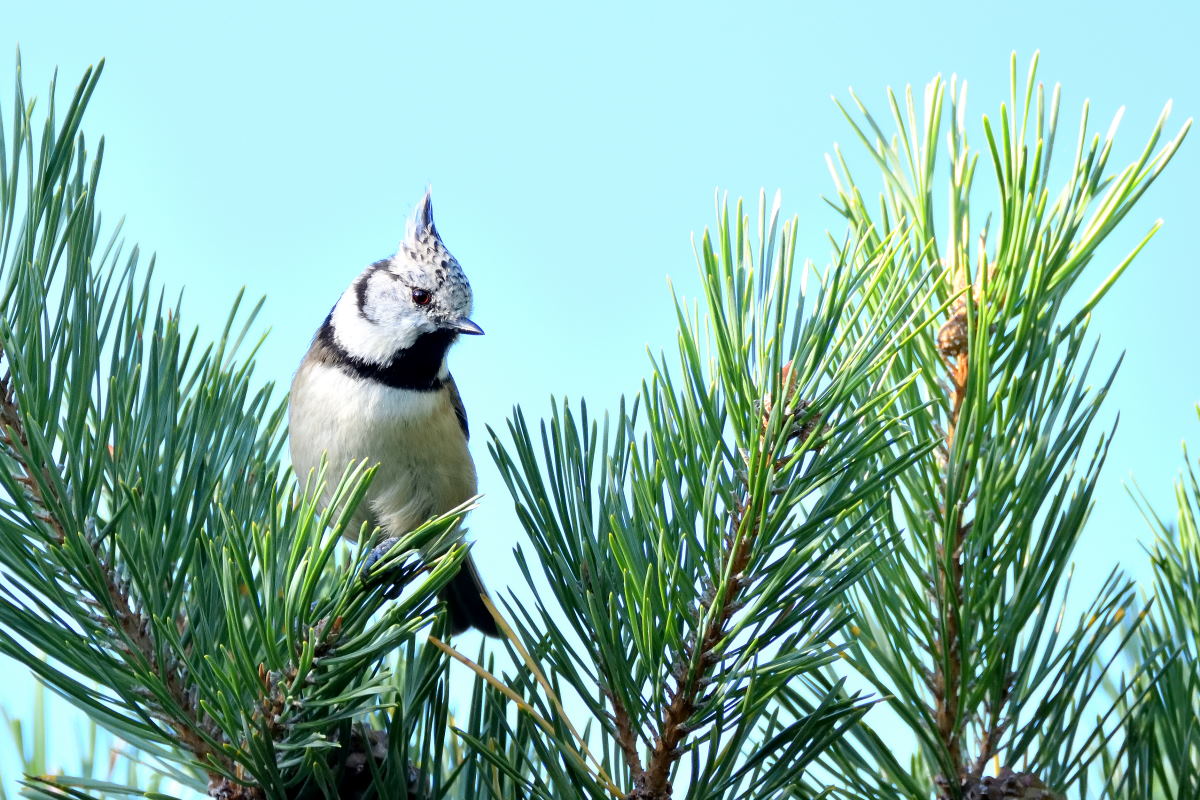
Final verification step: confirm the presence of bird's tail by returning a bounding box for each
[440,553,500,637]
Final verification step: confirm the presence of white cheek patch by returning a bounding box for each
[330,277,425,362]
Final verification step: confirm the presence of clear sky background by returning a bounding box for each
[1,0,1197,793]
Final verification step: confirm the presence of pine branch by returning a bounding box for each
[603,687,644,778]
[628,491,757,800]
[481,192,932,799]
[2,340,233,791]
[822,52,1190,800]
[105,566,230,788]
[1105,417,1200,799]
[0,365,65,544]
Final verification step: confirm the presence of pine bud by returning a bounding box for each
[937,304,968,361]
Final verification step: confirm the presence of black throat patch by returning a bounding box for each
[314,315,457,391]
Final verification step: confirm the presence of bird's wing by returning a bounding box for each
[446,375,469,440]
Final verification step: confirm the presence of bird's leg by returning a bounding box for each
[361,537,420,599]
[363,537,401,573]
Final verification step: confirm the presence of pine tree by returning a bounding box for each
[0,54,1190,800]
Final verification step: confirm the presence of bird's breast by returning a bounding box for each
[289,360,476,542]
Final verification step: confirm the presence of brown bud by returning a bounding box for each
[937,305,969,360]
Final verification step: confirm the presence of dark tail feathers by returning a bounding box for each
[439,554,500,637]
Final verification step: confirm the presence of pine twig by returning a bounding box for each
[626,494,758,800]
[934,305,970,794]
[0,366,65,544]
[604,686,644,777]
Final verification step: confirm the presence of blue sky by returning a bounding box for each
[1,0,1198,791]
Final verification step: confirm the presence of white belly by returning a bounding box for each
[288,360,477,545]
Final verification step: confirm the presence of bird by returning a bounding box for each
[288,190,499,636]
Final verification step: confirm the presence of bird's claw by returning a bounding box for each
[361,537,418,599]
[363,537,401,574]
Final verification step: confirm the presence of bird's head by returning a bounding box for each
[331,190,482,364]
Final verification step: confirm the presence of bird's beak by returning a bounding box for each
[449,317,485,335]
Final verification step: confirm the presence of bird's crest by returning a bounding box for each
[404,187,439,247]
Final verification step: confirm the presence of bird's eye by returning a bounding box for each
[411,288,432,306]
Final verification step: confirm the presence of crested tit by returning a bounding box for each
[288,190,498,636]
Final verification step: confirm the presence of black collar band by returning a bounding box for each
[317,316,455,391]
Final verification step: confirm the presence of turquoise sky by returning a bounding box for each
[1,1,1198,792]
